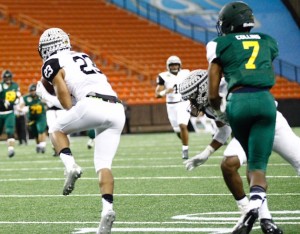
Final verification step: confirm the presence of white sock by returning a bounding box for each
[39,141,46,148]
[249,190,265,210]
[101,198,113,217]
[8,146,14,151]
[236,196,249,214]
[60,153,76,171]
[259,198,272,220]
[182,145,188,151]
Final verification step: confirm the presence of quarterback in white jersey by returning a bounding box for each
[38,28,125,234]
[180,69,298,233]
[155,55,191,159]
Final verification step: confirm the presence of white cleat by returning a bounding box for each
[97,210,116,234]
[182,149,189,160]
[62,164,82,196]
[8,149,15,158]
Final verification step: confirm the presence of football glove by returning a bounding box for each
[183,145,215,171]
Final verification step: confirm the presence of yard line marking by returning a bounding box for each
[0,163,292,171]
[0,193,299,198]
[0,157,293,164]
[73,227,235,233]
[0,175,298,182]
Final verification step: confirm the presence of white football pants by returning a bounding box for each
[166,100,190,133]
[50,97,125,173]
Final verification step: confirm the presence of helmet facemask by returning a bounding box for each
[38,28,71,61]
[188,82,208,117]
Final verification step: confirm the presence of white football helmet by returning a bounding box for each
[166,55,181,74]
[179,69,208,117]
[38,28,71,61]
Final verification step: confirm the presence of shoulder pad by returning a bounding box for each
[41,58,61,83]
[158,71,169,79]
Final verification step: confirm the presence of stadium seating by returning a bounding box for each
[0,0,299,104]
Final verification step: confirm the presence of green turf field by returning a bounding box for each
[0,130,299,233]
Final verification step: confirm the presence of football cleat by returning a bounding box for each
[182,149,188,160]
[97,210,116,234]
[260,219,283,234]
[232,208,259,234]
[62,164,82,196]
[40,147,46,154]
[8,149,15,158]
[36,146,41,153]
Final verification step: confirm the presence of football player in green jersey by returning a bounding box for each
[0,70,21,157]
[206,2,280,234]
[23,84,48,154]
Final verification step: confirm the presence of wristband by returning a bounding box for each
[206,145,215,154]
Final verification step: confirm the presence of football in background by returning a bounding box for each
[41,78,55,95]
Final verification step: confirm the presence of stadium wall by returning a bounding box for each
[0,100,299,140]
[127,99,300,133]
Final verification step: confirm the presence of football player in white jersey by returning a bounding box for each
[37,28,125,234]
[179,69,300,233]
[155,56,191,159]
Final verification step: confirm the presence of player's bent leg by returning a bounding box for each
[179,124,189,159]
[221,156,246,200]
[94,125,123,234]
[51,131,82,196]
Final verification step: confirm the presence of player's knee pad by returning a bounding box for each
[213,124,231,144]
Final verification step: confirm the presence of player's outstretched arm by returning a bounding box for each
[184,121,231,171]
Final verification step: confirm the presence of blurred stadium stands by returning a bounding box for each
[109,0,300,83]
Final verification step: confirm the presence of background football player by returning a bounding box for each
[0,70,21,157]
[155,55,191,159]
[22,84,47,153]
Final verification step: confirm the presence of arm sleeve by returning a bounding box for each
[206,41,218,63]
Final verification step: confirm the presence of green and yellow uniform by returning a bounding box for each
[23,93,47,138]
[0,81,20,138]
[207,32,278,171]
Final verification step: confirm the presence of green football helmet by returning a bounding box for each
[216,1,255,36]
[29,83,37,92]
[1,70,13,83]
